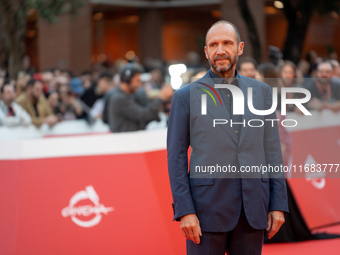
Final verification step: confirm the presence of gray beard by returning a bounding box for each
[318,77,331,85]
[208,53,238,75]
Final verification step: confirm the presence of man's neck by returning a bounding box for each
[104,87,114,95]
[119,83,132,95]
[211,67,236,83]
[2,100,12,107]
[320,83,328,90]
[28,93,38,105]
[281,78,293,87]
[317,79,330,89]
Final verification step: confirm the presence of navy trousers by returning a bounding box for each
[187,204,264,255]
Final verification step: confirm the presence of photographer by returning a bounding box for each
[107,63,173,132]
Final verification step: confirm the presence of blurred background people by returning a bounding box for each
[69,77,84,97]
[80,75,103,110]
[79,70,93,90]
[305,61,340,112]
[47,91,62,120]
[90,71,114,120]
[16,79,57,127]
[189,67,208,83]
[256,62,279,86]
[278,60,303,113]
[279,61,296,88]
[143,68,164,91]
[0,81,31,127]
[16,72,31,97]
[237,57,257,78]
[58,83,84,121]
[329,59,340,78]
[107,63,173,132]
[297,60,310,78]
[268,45,283,67]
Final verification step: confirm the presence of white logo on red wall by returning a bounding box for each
[305,154,326,190]
[61,186,114,228]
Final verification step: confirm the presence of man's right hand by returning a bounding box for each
[44,115,58,126]
[159,84,173,102]
[180,213,202,244]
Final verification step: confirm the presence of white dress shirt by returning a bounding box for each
[0,100,32,127]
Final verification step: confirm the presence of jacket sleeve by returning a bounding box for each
[113,95,163,122]
[0,110,21,127]
[32,98,54,128]
[15,103,32,126]
[167,89,196,221]
[15,97,44,127]
[263,86,289,214]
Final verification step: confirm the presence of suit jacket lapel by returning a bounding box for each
[193,72,238,144]
[238,78,258,148]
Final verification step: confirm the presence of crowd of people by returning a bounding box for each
[0,61,173,132]
[235,51,340,167]
[237,52,340,113]
[0,49,340,133]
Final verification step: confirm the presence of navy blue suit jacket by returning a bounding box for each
[167,70,289,232]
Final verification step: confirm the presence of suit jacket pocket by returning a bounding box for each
[189,174,214,187]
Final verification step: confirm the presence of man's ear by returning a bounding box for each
[204,46,209,59]
[238,42,244,56]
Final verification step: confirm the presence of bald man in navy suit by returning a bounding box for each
[167,21,288,255]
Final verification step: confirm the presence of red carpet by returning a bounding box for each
[263,225,340,255]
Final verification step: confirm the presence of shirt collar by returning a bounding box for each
[0,100,10,113]
[0,100,10,109]
[208,68,239,86]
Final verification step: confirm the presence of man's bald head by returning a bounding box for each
[205,20,241,46]
[317,61,333,84]
[317,61,332,72]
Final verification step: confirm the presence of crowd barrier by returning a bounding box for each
[0,112,167,141]
[0,110,339,254]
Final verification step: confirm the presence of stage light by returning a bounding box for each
[93,13,103,21]
[98,54,107,62]
[170,76,182,90]
[125,51,136,61]
[169,64,187,77]
[274,1,284,9]
[211,10,221,18]
[169,64,187,90]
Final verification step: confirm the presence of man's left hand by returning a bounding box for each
[266,210,285,239]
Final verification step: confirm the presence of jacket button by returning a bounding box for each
[238,150,241,154]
